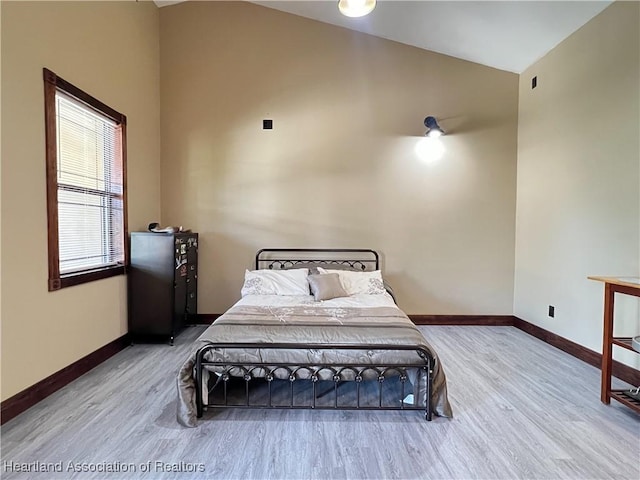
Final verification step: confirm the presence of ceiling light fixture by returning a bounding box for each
[424,116,445,138]
[338,0,376,18]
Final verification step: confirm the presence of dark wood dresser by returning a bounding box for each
[128,232,198,344]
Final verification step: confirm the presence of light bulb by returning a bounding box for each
[415,137,445,164]
[338,0,376,18]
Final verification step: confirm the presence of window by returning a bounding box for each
[43,68,128,291]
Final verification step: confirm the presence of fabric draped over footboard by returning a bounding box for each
[177,304,452,427]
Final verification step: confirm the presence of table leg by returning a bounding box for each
[601,283,614,404]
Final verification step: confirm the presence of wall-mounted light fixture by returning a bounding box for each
[424,116,445,138]
[338,0,376,18]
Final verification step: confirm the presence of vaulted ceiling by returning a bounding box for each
[155,1,613,73]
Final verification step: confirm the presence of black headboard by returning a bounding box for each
[255,249,379,271]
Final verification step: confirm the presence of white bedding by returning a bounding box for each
[235,292,397,309]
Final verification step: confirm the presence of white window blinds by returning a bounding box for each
[55,91,124,274]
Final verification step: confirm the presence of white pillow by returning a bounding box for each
[317,268,386,295]
[241,268,310,297]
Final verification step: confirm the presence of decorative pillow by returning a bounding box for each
[307,273,349,301]
[240,268,310,297]
[317,268,386,295]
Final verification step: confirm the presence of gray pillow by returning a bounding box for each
[308,273,348,301]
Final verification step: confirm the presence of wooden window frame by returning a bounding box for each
[43,68,128,291]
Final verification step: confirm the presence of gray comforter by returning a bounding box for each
[177,304,452,427]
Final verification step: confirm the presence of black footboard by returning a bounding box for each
[194,343,434,421]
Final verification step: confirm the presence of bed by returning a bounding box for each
[177,249,452,427]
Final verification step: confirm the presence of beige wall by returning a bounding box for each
[514,1,640,366]
[0,2,3,382]
[2,0,634,404]
[1,1,161,401]
[160,1,519,315]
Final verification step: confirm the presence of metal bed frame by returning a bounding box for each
[194,249,434,421]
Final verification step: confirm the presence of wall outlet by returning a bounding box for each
[548,305,555,318]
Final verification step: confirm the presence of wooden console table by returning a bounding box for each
[588,276,640,413]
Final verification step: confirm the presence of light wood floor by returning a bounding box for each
[1,326,638,480]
